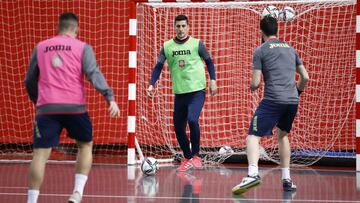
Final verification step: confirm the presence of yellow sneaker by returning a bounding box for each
[232,175,261,195]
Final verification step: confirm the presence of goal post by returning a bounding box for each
[356,0,360,172]
[131,0,357,166]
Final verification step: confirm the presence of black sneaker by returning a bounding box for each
[282,179,296,192]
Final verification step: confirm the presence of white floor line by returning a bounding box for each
[0,186,27,189]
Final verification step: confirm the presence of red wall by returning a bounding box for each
[0,1,129,144]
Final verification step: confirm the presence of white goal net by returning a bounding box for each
[136,0,356,166]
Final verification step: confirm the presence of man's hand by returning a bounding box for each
[146,85,154,98]
[209,80,217,96]
[297,87,303,96]
[109,101,120,118]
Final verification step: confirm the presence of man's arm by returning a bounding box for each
[198,41,217,96]
[251,47,262,91]
[198,41,216,81]
[149,47,166,86]
[294,51,309,94]
[250,70,262,91]
[82,44,114,102]
[296,64,309,92]
[147,48,166,97]
[83,44,119,117]
[24,46,39,104]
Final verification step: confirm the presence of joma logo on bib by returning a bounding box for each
[172,50,191,57]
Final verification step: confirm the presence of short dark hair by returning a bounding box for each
[260,16,278,36]
[58,12,79,32]
[174,15,188,24]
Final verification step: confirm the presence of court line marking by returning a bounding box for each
[1,161,354,173]
[0,186,27,189]
[0,161,355,172]
[0,192,359,202]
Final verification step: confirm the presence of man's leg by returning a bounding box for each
[277,128,290,170]
[187,91,205,157]
[27,148,52,203]
[75,142,93,175]
[68,141,93,203]
[63,113,93,203]
[277,127,297,191]
[246,135,261,176]
[233,100,280,195]
[173,94,193,171]
[232,134,262,195]
[276,103,298,192]
[174,95,191,160]
[28,114,61,203]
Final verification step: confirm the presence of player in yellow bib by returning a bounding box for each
[147,15,217,172]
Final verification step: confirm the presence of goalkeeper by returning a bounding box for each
[147,14,217,172]
[232,16,309,194]
[25,12,120,203]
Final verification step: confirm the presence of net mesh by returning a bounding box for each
[136,0,356,165]
[0,1,129,160]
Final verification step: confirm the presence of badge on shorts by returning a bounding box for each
[52,55,62,68]
[178,60,185,68]
[253,116,258,132]
[34,121,41,138]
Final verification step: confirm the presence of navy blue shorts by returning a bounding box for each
[33,113,93,148]
[248,100,298,136]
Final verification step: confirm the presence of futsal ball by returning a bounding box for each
[141,157,159,176]
[279,6,296,22]
[219,145,234,155]
[262,5,279,19]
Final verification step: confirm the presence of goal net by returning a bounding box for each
[0,1,129,161]
[136,0,356,165]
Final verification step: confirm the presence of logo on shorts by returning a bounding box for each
[34,121,41,138]
[253,116,258,132]
[178,60,185,68]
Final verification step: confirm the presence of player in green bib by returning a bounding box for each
[147,15,217,172]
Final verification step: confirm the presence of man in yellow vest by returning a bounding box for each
[147,14,217,172]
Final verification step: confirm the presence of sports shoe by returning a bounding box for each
[191,156,203,169]
[68,191,82,203]
[177,158,193,172]
[282,179,297,192]
[232,175,261,195]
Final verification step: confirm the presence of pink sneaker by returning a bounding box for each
[191,156,203,169]
[177,158,193,172]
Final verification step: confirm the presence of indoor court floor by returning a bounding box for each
[0,162,359,202]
